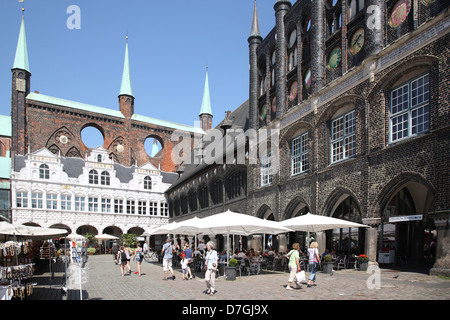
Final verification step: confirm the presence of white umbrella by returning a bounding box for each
[95,234,119,254]
[0,222,68,240]
[280,212,368,249]
[146,222,179,235]
[65,233,86,240]
[197,210,293,236]
[195,210,293,263]
[95,234,118,240]
[280,212,368,232]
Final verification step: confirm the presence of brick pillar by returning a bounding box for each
[365,0,385,56]
[311,0,325,93]
[274,0,291,118]
[248,33,262,131]
[429,211,450,277]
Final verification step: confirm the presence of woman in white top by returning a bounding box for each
[204,241,218,296]
[307,242,320,287]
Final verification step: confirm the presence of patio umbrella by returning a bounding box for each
[95,234,119,254]
[65,233,86,240]
[195,210,293,263]
[280,212,368,248]
[280,212,368,232]
[0,222,68,240]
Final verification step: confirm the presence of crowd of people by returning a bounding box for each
[111,238,327,296]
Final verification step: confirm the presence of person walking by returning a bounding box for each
[286,243,301,290]
[112,241,119,264]
[123,244,132,274]
[204,241,218,296]
[307,241,320,287]
[161,238,176,280]
[134,243,143,276]
[117,246,128,277]
[183,242,195,279]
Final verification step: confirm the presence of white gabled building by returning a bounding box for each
[10,147,176,240]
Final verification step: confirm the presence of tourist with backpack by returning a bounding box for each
[117,246,128,277]
[161,238,176,280]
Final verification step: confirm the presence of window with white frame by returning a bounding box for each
[127,200,135,214]
[138,201,147,215]
[150,202,158,215]
[161,202,168,216]
[331,110,356,163]
[46,193,58,210]
[114,199,123,214]
[260,151,273,186]
[88,197,98,212]
[390,73,430,143]
[61,195,71,211]
[89,170,99,184]
[31,192,43,209]
[291,132,309,175]
[16,191,28,208]
[144,176,152,190]
[100,171,110,186]
[75,196,85,211]
[39,164,50,179]
[101,198,111,213]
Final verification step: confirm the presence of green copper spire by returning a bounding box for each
[12,16,30,73]
[119,37,134,97]
[151,139,159,157]
[199,67,212,116]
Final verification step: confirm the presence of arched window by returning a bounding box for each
[144,176,152,190]
[390,73,430,143]
[89,170,99,184]
[101,171,110,185]
[211,180,223,205]
[39,164,50,179]
[198,185,209,209]
[97,154,102,163]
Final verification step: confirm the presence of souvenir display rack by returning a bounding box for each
[0,240,36,300]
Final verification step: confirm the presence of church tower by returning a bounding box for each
[11,9,31,156]
[118,36,135,119]
[199,67,213,132]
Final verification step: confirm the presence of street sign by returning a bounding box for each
[389,214,423,223]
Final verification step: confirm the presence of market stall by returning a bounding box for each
[0,222,67,300]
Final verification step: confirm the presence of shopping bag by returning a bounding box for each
[296,270,306,282]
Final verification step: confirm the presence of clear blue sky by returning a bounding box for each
[0,0,278,142]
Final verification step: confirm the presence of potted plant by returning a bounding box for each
[358,254,369,271]
[225,258,238,281]
[322,254,334,274]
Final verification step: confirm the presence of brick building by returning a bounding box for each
[166,0,450,275]
[7,11,209,242]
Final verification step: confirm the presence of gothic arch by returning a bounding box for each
[370,172,435,219]
[256,204,274,220]
[321,186,362,218]
[283,196,311,220]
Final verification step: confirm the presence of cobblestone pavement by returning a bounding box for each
[24,254,450,301]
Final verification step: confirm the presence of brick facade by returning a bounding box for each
[167,1,450,273]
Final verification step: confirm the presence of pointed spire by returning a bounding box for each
[151,139,159,157]
[199,66,212,116]
[250,0,261,38]
[119,36,134,97]
[12,14,30,73]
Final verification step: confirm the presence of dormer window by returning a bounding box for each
[101,171,110,186]
[144,176,152,190]
[39,164,50,179]
[89,170,99,184]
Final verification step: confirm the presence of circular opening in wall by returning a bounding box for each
[81,125,105,149]
[144,137,163,157]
